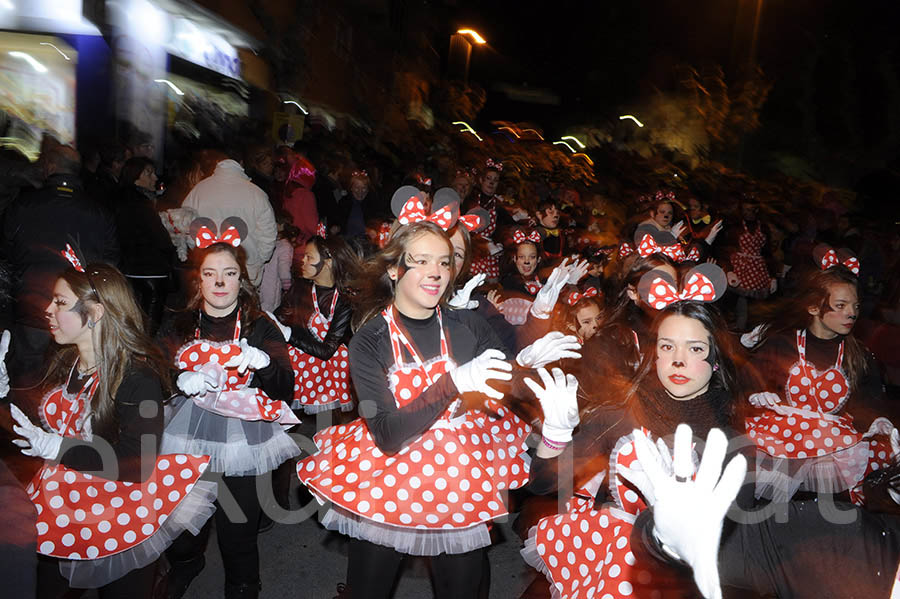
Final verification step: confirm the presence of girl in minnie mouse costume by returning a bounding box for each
[465,159,507,281]
[743,244,894,503]
[297,188,581,599]
[521,263,752,599]
[159,218,300,599]
[9,247,216,598]
[501,229,545,297]
[267,225,360,414]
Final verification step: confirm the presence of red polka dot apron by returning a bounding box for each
[498,298,533,326]
[731,222,770,294]
[288,286,352,412]
[27,367,210,561]
[297,306,530,551]
[746,330,893,499]
[175,311,299,425]
[523,432,692,598]
[469,204,500,280]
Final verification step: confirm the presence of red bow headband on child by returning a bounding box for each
[638,263,727,310]
[61,243,85,273]
[513,229,542,244]
[637,233,685,262]
[814,243,859,275]
[397,196,455,230]
[566,287,598,306]
[485,158,503,172]
[190,217,248,249]
[316,222,328,238]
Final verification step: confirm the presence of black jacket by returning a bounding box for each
[2,174,119,327]
[114,185,176,276]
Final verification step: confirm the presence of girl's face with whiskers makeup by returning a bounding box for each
[389,231,453,319]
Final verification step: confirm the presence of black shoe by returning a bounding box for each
[224,581,261,599]
[166,555,206,599]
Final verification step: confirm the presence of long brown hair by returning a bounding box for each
[172,243,263,338]
[306,235,361,295]
[755,265,868,390]
[45,264,170,441]
[350,222,455,330]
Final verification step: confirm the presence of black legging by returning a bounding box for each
[167,474,262,587]
[36,555,156,599]
[347,538,485,599]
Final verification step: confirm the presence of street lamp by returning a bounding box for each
[619,115,644,127]
[457,29,487,44]
[449,28,487,83]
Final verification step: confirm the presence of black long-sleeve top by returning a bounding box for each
[276,283,353,361]
[348,307,515,455]
[55,363,164,483]
[158,306,294,404]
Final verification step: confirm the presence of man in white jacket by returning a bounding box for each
[182,156,277,286]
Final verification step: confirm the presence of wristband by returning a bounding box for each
[542,436,568,451]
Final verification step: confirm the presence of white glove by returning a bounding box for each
[705,220,724,245]
[565,259,589,285]
[524,367,579,444]
[622,425,747,599]
[224,338,271,375]
[266,311,292,342]
[0,330,9,399]
[516,331,582,368]
[748,392,781,408]
[739,324,765,349]
[449,273,486,310]
[670,220,686,239]
[487,241,504,256]
[511,208,530,222]
[529,260,570,319]
[769,278,778,294]
[449,349,512,400]
[177,370,220,396]
[10,404,64,460]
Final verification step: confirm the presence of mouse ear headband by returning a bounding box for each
[391,185,458,230]
[634,227,685,262]
[61,243,86,273]
[190,217,247,248]
[638,262,727,310]
[813,243,859,275]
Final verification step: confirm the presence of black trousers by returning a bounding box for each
[347,538,486,599]
[126,276,168,336]
[167,474,262,587]
[36,555,157,599]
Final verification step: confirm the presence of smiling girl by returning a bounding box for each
[501,230,543,296]
[159,219,299,599]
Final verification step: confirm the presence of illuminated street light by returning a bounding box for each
[40,42,70,60]
[618,114,644,127]
[452,121,483,142]
[9,51,47,73]
[283,100,308,115]
[154,79,184,96]
[553,140,576,153]
[561,135,586,149]
[456,29,487,44]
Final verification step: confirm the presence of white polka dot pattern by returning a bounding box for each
[288,304,352,410]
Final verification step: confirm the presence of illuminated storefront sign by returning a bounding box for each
[166,17,241,80]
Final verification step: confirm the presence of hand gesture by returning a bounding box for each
[449,273,486,310]
[565,258,590,286]
[10,404,64,459]
[670,220,686,239]
[748,392,781,408]
[449,349,512,400]
[530,260,570,319]
[621,425,747,599]
[224,339,272,375]
[177,370,220,396]
[265,311,292,342]
[486,289,502,310]
[523,367,579,444]
[516,331,582,368]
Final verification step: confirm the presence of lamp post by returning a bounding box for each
[448,28,486,83]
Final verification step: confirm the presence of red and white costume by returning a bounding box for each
[522,432,688,599]
[730,222,771,297]
[27,367,216,588]
[288,285,352,413]
[297,306,530,556]
[469,203,500,280]
[746,330,893,501]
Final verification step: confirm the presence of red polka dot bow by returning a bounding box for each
[524,279,543,295]
[684,245,701,262]
[820,248,860,275]
[316,222,327,238]
[457,213,482,232]
[637,233,685,262]
[566,286,598,306]
[397,196,455,230]
[513,229,542,244]
[645,271,719,310]
[377,222,392,248]
[61,244,85,273]
[618,242,635,259]
[486,158,503,171]
[195,225,242,249]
